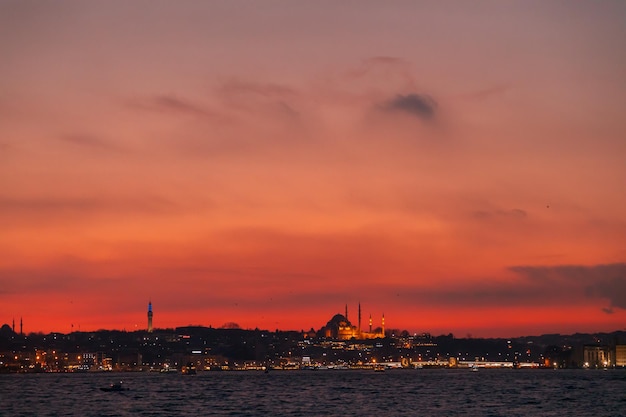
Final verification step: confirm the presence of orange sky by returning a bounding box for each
[1,1,625,337]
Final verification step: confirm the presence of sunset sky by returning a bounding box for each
[1,1,625,337]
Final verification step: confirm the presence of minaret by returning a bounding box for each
[147,301,153,333]
[381,313,385,338]
[12,318,15,333]
[358,302,362,336]
[369,314,372,333]
[344,304,348,321]
[20,317,23,336]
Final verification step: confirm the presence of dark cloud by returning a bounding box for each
[509,263,626,311]
[398,282,547,308]
[587,275,626,309]
[383,263,626,314]
[383,93,437,119]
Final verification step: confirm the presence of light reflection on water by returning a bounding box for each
[1,369,625,416]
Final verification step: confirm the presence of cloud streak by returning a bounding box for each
[128,94,222,120]
[0,195,182,217]
[60,134,126,152]
[472,208,528,221]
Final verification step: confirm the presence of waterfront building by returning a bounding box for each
[615,345,626,367]
[582,345,611,368]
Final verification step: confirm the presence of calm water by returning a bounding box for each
[1,369,625,416]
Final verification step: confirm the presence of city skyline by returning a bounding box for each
[1,1,625,337]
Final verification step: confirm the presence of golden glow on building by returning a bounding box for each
[323,304,385,340]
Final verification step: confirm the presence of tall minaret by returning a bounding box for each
[12,318,15,333]
[147,301,153,333]
[344,304,348,321]
[358,303,361,335]
[381,313,385,338]
[369,314,372,333]
[20,317,23,336]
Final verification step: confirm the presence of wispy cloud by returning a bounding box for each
[345,56,416,90]
[215,79,301,121]
[217,80,297,98]
[128,94,220,119]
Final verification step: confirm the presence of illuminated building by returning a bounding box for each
[147,301,153,333]
[616,345,626,367]
[322,313,354,339]
[321,304,385,340]
[583,345,611,368]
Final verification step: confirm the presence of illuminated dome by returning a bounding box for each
[322,313,356,340]
[326,314,351,328]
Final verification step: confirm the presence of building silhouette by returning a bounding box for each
[147,301,153,333]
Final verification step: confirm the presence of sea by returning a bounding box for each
[1,369,625,417]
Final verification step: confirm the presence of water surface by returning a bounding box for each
[1,369,625,416]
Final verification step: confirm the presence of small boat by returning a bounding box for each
[100,382,129,392]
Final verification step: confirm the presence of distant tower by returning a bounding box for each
[344,304,348,321]
[20,317,23,336]
[12,317,15,333]
[381,313,385,337]
[147,301,153,333]
[369,314,372,333]
[358,303,362,335]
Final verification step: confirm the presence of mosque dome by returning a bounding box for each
[326,314,351,328]
[0,324,14,338]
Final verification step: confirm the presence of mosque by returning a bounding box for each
[320,303,385,340]
[145,300,385,340]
